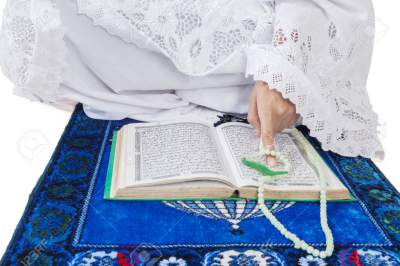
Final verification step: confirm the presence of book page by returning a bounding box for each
[123,122,232,186]
[217,123,320,188]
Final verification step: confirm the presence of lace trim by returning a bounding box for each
[246,45,383,159]
[0,0,67,103]
[76,0,274,76]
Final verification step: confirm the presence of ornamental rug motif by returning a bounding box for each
[1,105,399,265]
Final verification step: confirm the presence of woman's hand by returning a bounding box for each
[248,81,299,166]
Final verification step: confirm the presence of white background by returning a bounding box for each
[0,0,399,257]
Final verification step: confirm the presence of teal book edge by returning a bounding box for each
[104,132,117,201]
[104,131,356,202]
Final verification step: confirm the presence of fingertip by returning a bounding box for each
[266,156,277,169]
[270,158,277,168]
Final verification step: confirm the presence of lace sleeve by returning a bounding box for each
[0,0,67,103]
[246,0,383,159]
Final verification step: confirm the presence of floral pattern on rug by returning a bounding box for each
[67,248,400,266]
[204,249,286,265]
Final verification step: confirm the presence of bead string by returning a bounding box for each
[258,140,291,172]
[251,139,334,259]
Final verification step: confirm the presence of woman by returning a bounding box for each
[0,0,383,159]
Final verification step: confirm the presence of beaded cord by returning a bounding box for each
[243,139,334,259]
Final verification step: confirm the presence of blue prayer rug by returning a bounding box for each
[1,104,399,265]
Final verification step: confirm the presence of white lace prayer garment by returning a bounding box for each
[0,0,383,158]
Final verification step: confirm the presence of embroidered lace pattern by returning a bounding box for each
[76,0,274,75]
[0,0,67,103]
[245,1,382,158]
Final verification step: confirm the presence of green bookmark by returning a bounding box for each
[241,158,289,177]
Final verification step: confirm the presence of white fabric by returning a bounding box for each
[56,0,254,121]
[245,0,382,159]
[76,0,273,75]
[0,0,67,105]
[0,0,383,158]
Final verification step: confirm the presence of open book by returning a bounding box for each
[105,121,352,201]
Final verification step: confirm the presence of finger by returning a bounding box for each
[292,113,301,127]
[265,142,277,168]
[247,88,261,136]
[277,111,300,133]
[256,85,277,168]
[270,96,297,131]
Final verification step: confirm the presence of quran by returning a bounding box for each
[105,121,351,201]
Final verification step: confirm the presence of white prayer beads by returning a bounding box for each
[258,140,290,172]
[257,139,334,259]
